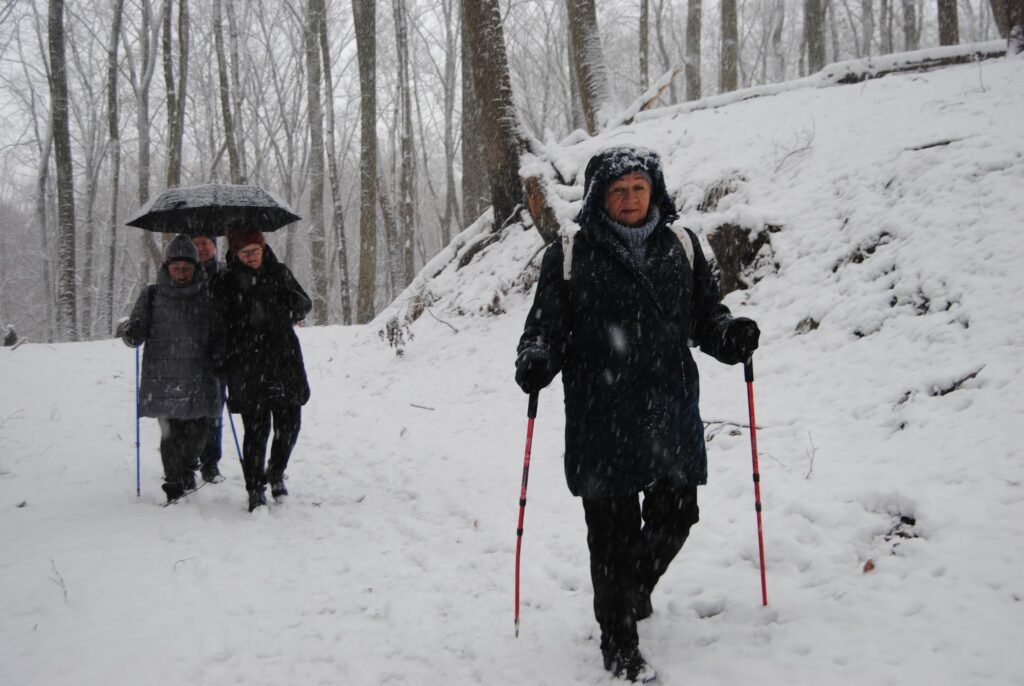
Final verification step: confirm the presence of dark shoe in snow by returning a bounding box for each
[270,479,288,500]
[162,481,186,504]
[635,590,653,621]
[201,464,224,484]
[183,470,198,492]
[603,645,657,684]
[248,488,267,512]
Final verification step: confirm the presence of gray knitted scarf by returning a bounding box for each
[604,205,661,268]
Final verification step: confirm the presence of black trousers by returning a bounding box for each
[239,403,301,491]
[157,418,209,486]
[199,415,223,469]
[582,480,700,650]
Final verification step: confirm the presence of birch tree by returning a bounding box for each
[317,0,351,324]
[213,0,241,183]
[565,0,611,133]
[393,0,416,286]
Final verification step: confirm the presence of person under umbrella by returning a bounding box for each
[211,226,311,512]
[514,146,760,682]
[191,230,228,484]
[118,235,221,503]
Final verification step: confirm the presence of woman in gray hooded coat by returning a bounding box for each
[120,234,221,502]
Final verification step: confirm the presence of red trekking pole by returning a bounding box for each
[514,391,539,637]
[744,358,768,606]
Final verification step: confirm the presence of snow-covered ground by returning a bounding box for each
[2,54,1023,685]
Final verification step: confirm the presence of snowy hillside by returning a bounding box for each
[2,54,1023,685]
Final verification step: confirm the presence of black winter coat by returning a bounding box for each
[519,147,741,499]
[212,245,311,413]
[123,268,220,419]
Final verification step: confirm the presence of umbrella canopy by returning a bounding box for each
[125,183,301,236]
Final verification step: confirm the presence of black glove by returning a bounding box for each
[115,319,129,339]
[722,317,760,364]
[515,346,554,394]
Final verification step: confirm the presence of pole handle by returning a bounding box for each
[744,357,754,383]
[527,391,538,419]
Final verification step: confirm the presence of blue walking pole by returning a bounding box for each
[224,389,243,464]
[135,346,141,499]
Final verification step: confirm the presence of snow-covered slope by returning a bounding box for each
[2,55,1023,685]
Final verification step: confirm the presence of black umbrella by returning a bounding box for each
[125,183,301,236]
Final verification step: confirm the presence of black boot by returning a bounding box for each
[635,589,653,621]
[183,470,198,492]
[270,477,288,500]
[162,481,186,504]
[602,641,658,683]
[201,463,223,484]
[248,487,267,512]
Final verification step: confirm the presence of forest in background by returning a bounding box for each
[0,0,1019,343]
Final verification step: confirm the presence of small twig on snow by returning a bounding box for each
[49,559,69,606]
[804,432,818,480]
[424,307,459,334]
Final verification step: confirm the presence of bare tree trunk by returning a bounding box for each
[805,0,827,73]
[720,0,739,92]
[653,0,678,103]
[104,0,125,336]
[48,0,78,341]
[127,0,167,268]
[1011,0,1024,51]
[772,0,786,81]
[938,0,960,44]
[226,0,247,181]
[880,0,894,53]
[35,114,55,342]
[460,0,490,224]
[304,0,327,324]
[317,0,351,324]
[640,0,650,91]
[376,167,404,299]
[353,0,378,323]
[394,0,416,286]
[861,0,874,55]
[565,0,611,133]
[463,0,523,230]
[214,0,241,183]
[440,0,459,244]
[902,0,919,48]
[686,0,702,100]
[163,0,189,187]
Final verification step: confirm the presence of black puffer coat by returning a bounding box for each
[518,147,740,498]
[212,245,311,413]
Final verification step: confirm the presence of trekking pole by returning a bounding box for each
[744,357,768,606]
[135,347,141,500]
[223,389,244,464]
[514,391,539,638]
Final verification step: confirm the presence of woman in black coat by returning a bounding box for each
[515,146,760,683]
[213,226,311,511]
